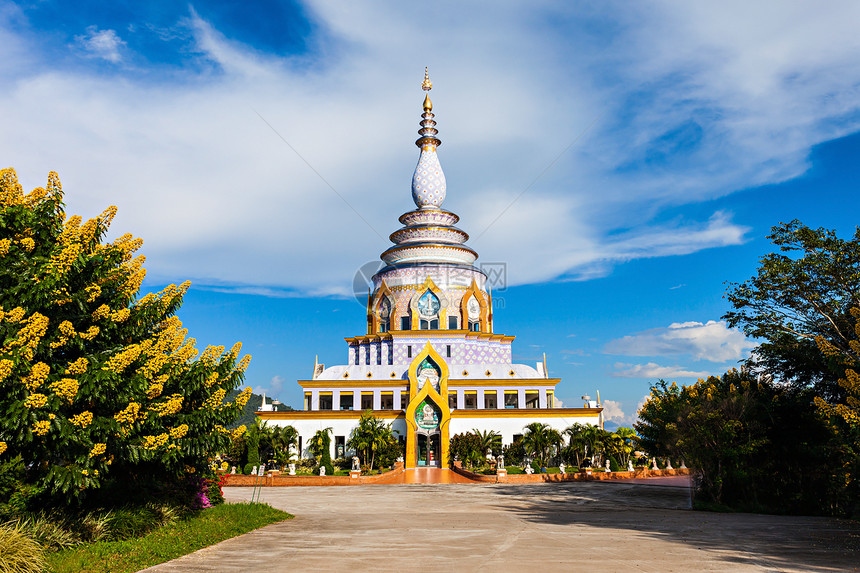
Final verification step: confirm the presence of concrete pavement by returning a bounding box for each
[143,478,859,572]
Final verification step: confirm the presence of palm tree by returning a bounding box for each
[522,422,562,467]
[347,412,399,470]
[564,423,588,467]
[270,425,299,468]
[472,429,502,459]
[611,427,637,468]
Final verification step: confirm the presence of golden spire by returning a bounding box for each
[422,67,432,91]
[423,93,433,112]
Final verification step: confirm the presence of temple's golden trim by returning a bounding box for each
[297,378,558,388]
[404,343,451,468]
[451,408,602,418]
[256,410,406,420]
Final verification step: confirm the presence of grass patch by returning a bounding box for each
[47,503,291,573]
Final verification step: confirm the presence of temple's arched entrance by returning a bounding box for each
[413,397,442,467]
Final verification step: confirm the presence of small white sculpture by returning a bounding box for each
[651,458,659,470]
[525,466,534,475]
[288,463,296,476]
[396,456,404,463]
[605,459,611,472]
[680,460,687,469]
[251,465,257,476]
[559,463,566,474]
[627,460,634,472]
[352,456,361,471]
[230,466,236,475]
[497,455,504,469]
[319,466,326,476]
[666,459,673,470]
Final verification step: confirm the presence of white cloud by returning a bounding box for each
[604,320,755,362]
[74,26,126,63]
[611,362,712,379]
[253,375,287,398]
[601,399,626,423]
[3,3,860,292]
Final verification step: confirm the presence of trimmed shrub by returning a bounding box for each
[609,456,621,472]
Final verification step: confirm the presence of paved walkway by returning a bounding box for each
[144,479,859,572]
[375,467,482,484]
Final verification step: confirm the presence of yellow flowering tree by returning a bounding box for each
[0,168,251,504]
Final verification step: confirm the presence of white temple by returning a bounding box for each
[258,71,603,467]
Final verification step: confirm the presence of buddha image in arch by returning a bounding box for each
[416,357,441,391]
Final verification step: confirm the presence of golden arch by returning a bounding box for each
[367,280,395,334]
[460,279,490,333]
[407,276,450,330]
[404,342,452,468]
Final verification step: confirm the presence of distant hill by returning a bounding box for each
[227,389,293,429]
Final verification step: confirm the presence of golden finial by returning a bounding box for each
[423,93,433,112]
[422,67,432,91]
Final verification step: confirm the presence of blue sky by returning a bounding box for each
[3,1,860,425]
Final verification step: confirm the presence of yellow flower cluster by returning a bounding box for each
[204,372,219,388]
[150,394,183,417]
[19,237,34,252]
[50,320,76,349]
[110,308,130,323]
[203,388,226,410]
[79,326,99,341]
[22,362,50,391]
[50,378,79,402]
[0,359,13,382]
[169,424,189,439]
[32,420,50,436]
[103,343,142,373]
[142,433,169,450]
[121,256,147,298]
[235,387,252,408]
[23,393,48,408]
[114,402,140,425]
[147,382,164,399]
[184,465,196,474]
[111,233,143,262]
[85,285,101,303]
[91,304,110,321]
[0,238,10,256]
[89,443,107,457]
[235,355,252,373]
[81,469,89,476]
[65,357,89,375]
[7,312,49,352]
[231,425,247,440]
[200,345,225,366]
[3,307,25,323]
[70,411,93,427]
[220,461,228,471]
[228,341,242,359]
[0,442,6,455]
[24,186,47,206]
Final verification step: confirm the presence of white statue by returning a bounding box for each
[559,463,566,474]
[319,466,326,476]
[251,465,257,476]
[525,465,534,475]
[605,459,611,472]
[497,455,504,469]
[352,456,361,471]
[396,456,404,463]
[627,460,634,472]
[680,460,687,469]
[666,459,673,470]
[288,463,296,476]
[230,466,236,475]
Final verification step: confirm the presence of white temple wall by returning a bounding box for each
[449,414,600,446]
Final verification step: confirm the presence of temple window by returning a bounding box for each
[319,392,333,410]
[466,295,481,332]
[504,391,519,409]
[304,392,312,411]
[335,436,345,458]
[340,392,354,410]
[361,392,373,410]
[484,392,497,409]
[448,316,458,329]
[464,391,477,409]
[407,346,412,358]
[547,390,555,408]
[380,392,394,410]
[448,391,457,409]
[401,392,408,409]
[378,298,391,333]
[446,345,451,358]
[401,316,411,330]
[525,390,539,409]
[417,290,441,330]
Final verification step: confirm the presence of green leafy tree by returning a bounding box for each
[521,422,562,467]
[0,169,253,506]
[449,432,483,468]
[309,427,334,476]
[472,429,502,458]
[346,412,399,471]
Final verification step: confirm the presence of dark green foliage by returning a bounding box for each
[345,413,399,470]
[449,432,483,468]
[309,428,334,476]
[609,456,620,472]
[242,463,253,475]
[501,437,526,466]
